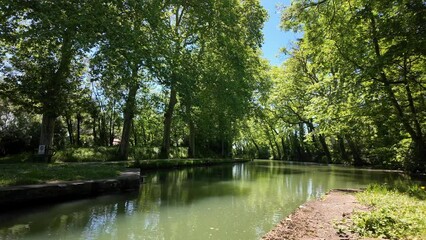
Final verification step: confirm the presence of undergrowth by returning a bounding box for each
[352,184,426,239]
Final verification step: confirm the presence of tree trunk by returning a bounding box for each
[39,30,72,152]
[345,135,363,166]
[410,137,426,172]
[188,118,196,158]
[281,137,287,161]
[266,130,277,159]
[160,85,177,159]
[318,134,331,163]
[299,123,312,161]
[109,101,115,146]
[338,136,349,162]
[76,113,82,147]
[267,122,282,159]
[100,115,108,146]
[306,121,323,161]
[92,116,97,146]
[66,116,74,145]
[132,120,138,147]
[39,114,56,147]
[251,138,260,159]
[118,83,139,160]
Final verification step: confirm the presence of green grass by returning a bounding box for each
[0,153,33,164]
[351,184,426,239]
[0,163,125,187]
[53,147,122,162]
[134,158,249,169]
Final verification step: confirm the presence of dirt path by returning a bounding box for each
[262,189,370,240]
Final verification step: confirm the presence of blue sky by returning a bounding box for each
[260,0,301,66]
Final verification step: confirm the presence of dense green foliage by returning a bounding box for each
[352,184,426,239]
[0,0,425,172]
[0,0,267,160]
[236,0,426,172]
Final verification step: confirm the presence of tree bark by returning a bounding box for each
[345,135,363,166]
[109,101,115,146]
[299,123,311,161]
[318,134,331,163]
[66,116,74,145]
[99,115,108,146]
[39,30,73,149]
[251,138,260,159]
[188,117,196,158]
[281,137,287,161]
[39,114,56,148]
[76,113,82,146]
[338,136,349,162]
[92,116,97,146]
[132,120,138,147]
[160,85,177,159]
[118,83,139,160]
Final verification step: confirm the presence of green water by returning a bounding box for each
[0,161,405,240]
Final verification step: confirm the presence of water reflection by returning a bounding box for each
[0,161,406,240]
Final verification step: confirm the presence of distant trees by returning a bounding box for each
[237,0,425,172]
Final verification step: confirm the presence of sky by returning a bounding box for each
[260,0,302,66]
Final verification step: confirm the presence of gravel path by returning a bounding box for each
[262,189,371,240]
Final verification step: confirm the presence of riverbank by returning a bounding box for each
[0,169,140,210]
[263,186,426,240]
[0,158,249,211]
[0,158,249,187]
[262,189,367,240]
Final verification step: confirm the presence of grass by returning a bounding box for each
[0,153,33,164]
[53,147,121,162]
[0,163,126,187]
[351,184,426,239]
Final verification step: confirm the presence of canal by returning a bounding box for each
[0,160,405,239]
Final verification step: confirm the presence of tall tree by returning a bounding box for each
[91,0,165,160]
[158,0,267,158]
[0,0,104,150]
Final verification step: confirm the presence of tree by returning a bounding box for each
[281,0,426,170]
[0,0,105,150]
[158,0,267,158]
[91,0,166,160]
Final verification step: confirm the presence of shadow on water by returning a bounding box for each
[0,192,139,238]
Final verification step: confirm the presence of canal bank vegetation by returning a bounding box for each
[351,184,426,239]
[0,0,425,174]
[0,163,125,187]
[0,158,247,187]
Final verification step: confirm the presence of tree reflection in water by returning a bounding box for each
[0,161,406,240]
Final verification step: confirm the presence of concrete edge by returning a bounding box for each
[0,169,141,209]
